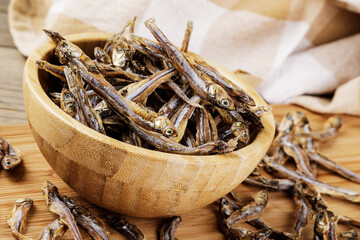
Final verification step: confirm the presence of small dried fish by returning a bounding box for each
[39,219,67,240]
[145,18,235,111]
[159,216,182,240]
[295,116,342,142]
[263,155,360,203]
[180,21,193,53]
[226,191,268,227]
[307,151,360,184]
[107,214,145,240]
[7,198,33,235]
[340,229,360,239]
[243,177,294,191]
[313,210,330,240]
[36,60,66,83]
[63,196,110,240]
[0,136,22,170]
[64,66,106,134]
[42,181,83,240]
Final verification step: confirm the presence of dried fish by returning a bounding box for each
[340,229,360,239]
[0,136,22,170]
[226,191,268,227]
[307,151,360,184]
[39,219,67,240]
[42,181,83,240]
[159,216,182,240]
[107,213,145,240]
[314,210,330,240]
[7,198,33,235]
[63,196,110,240]
[145,18,235,111]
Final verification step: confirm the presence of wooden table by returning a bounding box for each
[1,105,359,239]
[0,0,27,124]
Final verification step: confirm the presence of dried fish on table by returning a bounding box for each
[340,229,360,239]
[0,136,22,170]
[63,196,110,240]
[7,198,33,239]
[107,213,145,240]
[39,219,67,240]
[159,216,182,240]
[42,181,83,240]
[226,190,268,227]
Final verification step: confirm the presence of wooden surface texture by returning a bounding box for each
[1,105,360,239]
[0,0,27,124]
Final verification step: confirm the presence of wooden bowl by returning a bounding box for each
[23,32,275,217]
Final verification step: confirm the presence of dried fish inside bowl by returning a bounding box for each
[38,18,267,155]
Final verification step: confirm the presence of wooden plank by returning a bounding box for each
[0,46,26,123]
[0,11,16,48]
[0,105,360,239]
[0,0,10,13]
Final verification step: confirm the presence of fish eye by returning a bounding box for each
[5,160,11,165]
[62,42,68,48]
[221,99,229,107]
[241,132,248,138]
[165,128,174,136]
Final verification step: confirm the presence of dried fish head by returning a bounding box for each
[62,196,76,209]
[278,113,294,134]
[42,181,60,206]
[112,45,128,67]
[253,190,268,206]
[293,111,308,127]
[1,155,22,170]
[324,116,342,130]
[154,116,178,138]
[60,88,77,117]
[231,121,250,144]
[55,40,82,64]
[207,84,235,111]
[314,211,330,234]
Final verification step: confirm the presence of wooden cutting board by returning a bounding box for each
[1,105,360,239]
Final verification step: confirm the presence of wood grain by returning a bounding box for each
[0,0,27,124]
[0,105,360,239]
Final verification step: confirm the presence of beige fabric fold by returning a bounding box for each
[8,0,360,116]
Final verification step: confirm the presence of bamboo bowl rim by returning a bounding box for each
[24,32,275,164]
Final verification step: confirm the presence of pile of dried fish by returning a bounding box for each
[8,181,111,240]
[218,111,360,239]
[0,136,22,170]
[37,18,269,155]
[7,180,184,240]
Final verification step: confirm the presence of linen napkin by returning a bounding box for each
[8,0,360,115]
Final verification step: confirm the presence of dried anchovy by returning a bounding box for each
[42,181,83,240]
[63,196,110,240]
[7,198,33,238]
[0,136,22,170]
[39,219,67,240]
[159,216,182,240]
[107,213,145,240]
